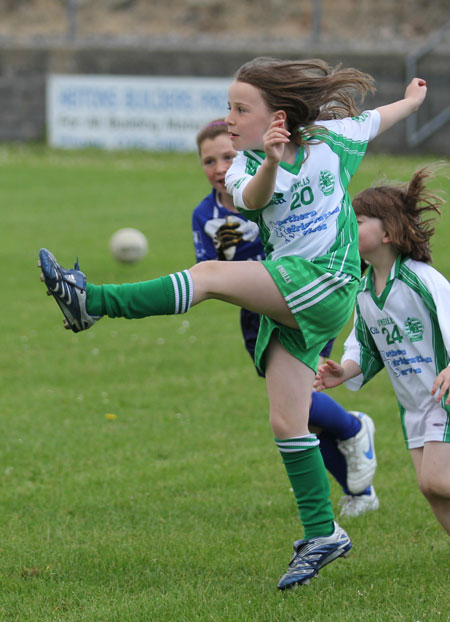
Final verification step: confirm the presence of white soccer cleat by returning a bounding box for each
[338,486,380,518]
[337,411,377,494]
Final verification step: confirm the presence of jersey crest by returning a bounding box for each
[404,317,424,342]
[318,170,335,196]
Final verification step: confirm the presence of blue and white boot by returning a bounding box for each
[38,248,100,333]
[338,412,377,494]
[277,522,352,590]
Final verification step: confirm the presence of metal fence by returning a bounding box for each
[405,20,450,147]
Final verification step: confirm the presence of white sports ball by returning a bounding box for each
[109,228,148,264]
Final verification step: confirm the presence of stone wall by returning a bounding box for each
[0,43,449,153]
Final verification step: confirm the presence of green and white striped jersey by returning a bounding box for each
[225,110,380,278]
[342,256,450,418]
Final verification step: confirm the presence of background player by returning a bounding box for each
[315,166,450,536]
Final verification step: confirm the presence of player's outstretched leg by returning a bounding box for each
[277,521,352,590]
[38,248,100,333]
[337,411,377,494]
[39,250,297,332]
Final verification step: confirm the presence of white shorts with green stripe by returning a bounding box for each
[401,403,450,449]
[255,256,359,373]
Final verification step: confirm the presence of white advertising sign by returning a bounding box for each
[47,75,230,151]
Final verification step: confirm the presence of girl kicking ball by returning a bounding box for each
[39,57,427,589]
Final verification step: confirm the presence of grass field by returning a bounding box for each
[0,146,449,621]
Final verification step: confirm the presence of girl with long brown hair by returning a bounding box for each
[39,57,426,589]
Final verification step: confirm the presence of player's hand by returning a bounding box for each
[431,367,450,405]
[263,118,290,164]
[314,359,346,391]
[404,77,427,111]
[214,221,243,260]
[216,221,243,250]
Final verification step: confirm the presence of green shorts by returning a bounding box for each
[255,256,359,374]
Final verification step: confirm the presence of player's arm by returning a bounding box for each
[376,78,427,136]
[314,359,362,391]
[242,158,278,210]
[418,264,450,406]
[242,118,290,210]
[432,367,450,406]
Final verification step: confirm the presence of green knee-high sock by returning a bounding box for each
[85,270,193,318]
[276,435,334,539]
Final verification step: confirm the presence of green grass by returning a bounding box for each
[0,146,449,621]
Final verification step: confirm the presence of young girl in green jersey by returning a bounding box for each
[194,118,379,516]
[315,166,450,536]
[39,57,427,589]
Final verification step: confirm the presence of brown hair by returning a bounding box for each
[352,166,445,263]
[234,57,376,149]
[196,118,228,153]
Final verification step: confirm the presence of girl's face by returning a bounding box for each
[356,214,389,261]
[225,80,274,151]
[199,133,236,194]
